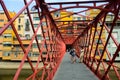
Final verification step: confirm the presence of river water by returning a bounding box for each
[0,69,33,80]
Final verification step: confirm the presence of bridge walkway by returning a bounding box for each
[53,52,99,80]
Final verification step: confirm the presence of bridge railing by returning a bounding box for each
[0,0,66,80]
[73,1,120,79]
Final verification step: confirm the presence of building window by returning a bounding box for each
[56,14,59,17]
[25,34,30,39]
[33,17,39,21]
[109,23,113,26]
[14,52,18,57]
[34,24,38,28]
[0,19,4,22]
[96,39,102,44]
[83,17,86,20]
[54,13,59,17]
[33,52,39,57]
[32,43,37,48]
[25,19,30,31]
[99,49,103,54]
[18,25,21,30]
[7,26,12,30]
[96,49,103,55]
[3,52,10,56]
[117,23,120,26]
[37,35,42,40]
[42,52,47,55]
[77,17,81,20]
[42,22,46,26]
[28,52,32,57]
[0,13,4,15]
[106,23,109,26]
[113,53,119,57]
[54,12,60,18]
[18,18,21,23]
[3,34,12,38]
[3,42,12,47]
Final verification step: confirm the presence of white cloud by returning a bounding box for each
[65,0,86,1]
[8,0,23,2]
[46,0,87,2]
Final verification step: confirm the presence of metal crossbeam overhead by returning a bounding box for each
[55,20,91,23]
[47,0,108,5]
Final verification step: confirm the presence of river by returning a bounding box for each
[0,69,33,80]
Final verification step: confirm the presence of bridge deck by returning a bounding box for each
[53,52,99,80]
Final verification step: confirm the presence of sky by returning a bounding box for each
[0,0,87,12]
[47,0,84,2]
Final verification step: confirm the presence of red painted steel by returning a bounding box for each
[0,0,120,80]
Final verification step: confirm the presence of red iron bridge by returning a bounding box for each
[0,0,120,80]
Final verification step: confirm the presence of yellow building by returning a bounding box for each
[11,39,32,61]
[0,35,3,59]
[15,14,25,37]
[86,9,100,20]
[0,10,73,61]
[11,13,27,61]
[0,11,16,60]
[60,11,73,20]
[0,11,5,58]
[57,11,73,37]
[53,10,73,27]
[86,9,106,60]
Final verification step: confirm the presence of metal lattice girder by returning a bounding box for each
[0,0,65,80]
[72,0,120,80]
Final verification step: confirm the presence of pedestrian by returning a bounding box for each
[79,47,84,63]
[69,48,76,63]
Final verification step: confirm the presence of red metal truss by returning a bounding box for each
[0,0,65,80]
[72,0,120,80]
[0,0,120,80]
